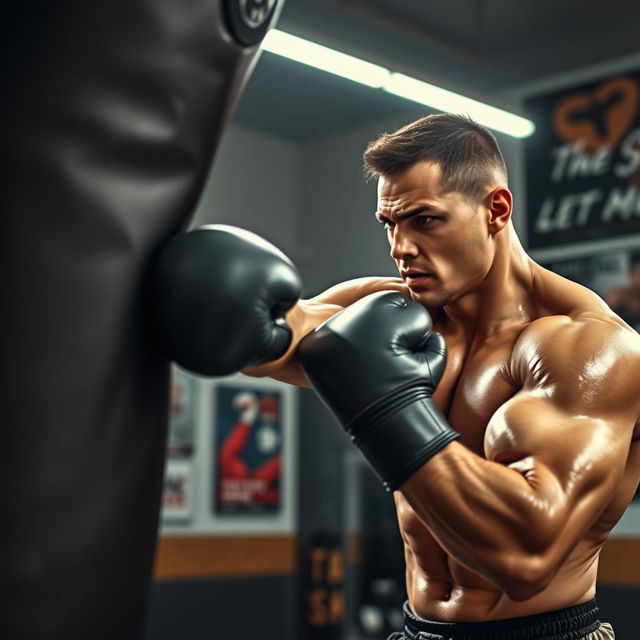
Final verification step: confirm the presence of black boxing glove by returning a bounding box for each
[152,225,302,376]
[298,291,460,491]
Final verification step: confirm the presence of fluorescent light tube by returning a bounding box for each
[261,29,391,88]
[262,29,535,138]
[384,73,535,138]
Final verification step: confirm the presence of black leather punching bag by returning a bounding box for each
[0,1,283,638]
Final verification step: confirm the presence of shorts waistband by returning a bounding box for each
[402,599,601,640]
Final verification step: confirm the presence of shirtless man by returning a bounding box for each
[155,114,640,640]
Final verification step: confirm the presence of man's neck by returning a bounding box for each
[441,228,536,338]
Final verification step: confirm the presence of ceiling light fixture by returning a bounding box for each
[261,29,390,88]
[261,29,535,138]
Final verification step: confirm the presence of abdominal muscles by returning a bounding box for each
[395,492,600,622]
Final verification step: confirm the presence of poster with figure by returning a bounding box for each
[541,249,640,332]
[214,384,283,514]
[161,460,194,522]
[167,367,195,457]
[525,72,640,249]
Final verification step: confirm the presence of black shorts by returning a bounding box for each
[391,598,614,640]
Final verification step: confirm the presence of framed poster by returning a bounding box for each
[213,383,284,515]
[167,366,195,458]
[525,72,640,249]
[542,249,640,332]
[161,460,194,523]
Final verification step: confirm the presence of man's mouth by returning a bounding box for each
[402,272,434,285]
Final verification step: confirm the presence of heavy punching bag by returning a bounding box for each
[0,1,283,638]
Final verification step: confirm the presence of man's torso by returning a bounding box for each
[396,268,640,621]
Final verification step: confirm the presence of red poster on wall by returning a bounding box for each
[214,384,283,515]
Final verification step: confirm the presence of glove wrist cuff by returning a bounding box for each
[348,391,460,492]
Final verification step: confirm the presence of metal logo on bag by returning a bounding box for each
[224,0,278,46]
[238,0,277,29]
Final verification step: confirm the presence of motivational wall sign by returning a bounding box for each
[525,74,640,248]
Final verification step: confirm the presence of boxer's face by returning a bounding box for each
[376,161,494,309]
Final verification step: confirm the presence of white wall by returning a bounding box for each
[191,124,300,257]
[161,372,298,536]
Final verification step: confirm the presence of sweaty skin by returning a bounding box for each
[245,161,640,623]
[242,276,409,383]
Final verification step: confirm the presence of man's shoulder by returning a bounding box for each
[523,309,631,335]
[511,311,640,389]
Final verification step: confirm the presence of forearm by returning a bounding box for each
[312,276,408,306]
[400,442,563,599]
[242,299,335,384]
[243,277,407,382]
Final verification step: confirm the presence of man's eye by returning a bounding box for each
[415,215,434,226]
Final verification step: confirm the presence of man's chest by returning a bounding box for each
[431,329,523,455]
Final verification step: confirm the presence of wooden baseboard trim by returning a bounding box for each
[598,537,640,585]
[154,533,640,585]
[154,534,297,581]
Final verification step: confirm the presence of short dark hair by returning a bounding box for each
[363,113,508,203]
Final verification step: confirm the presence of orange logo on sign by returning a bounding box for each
[552,76,639,151]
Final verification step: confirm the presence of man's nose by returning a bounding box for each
[390,229,419,260]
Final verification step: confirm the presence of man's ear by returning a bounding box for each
[485,187,512,233]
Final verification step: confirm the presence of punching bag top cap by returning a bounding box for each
[223,0,279,47]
